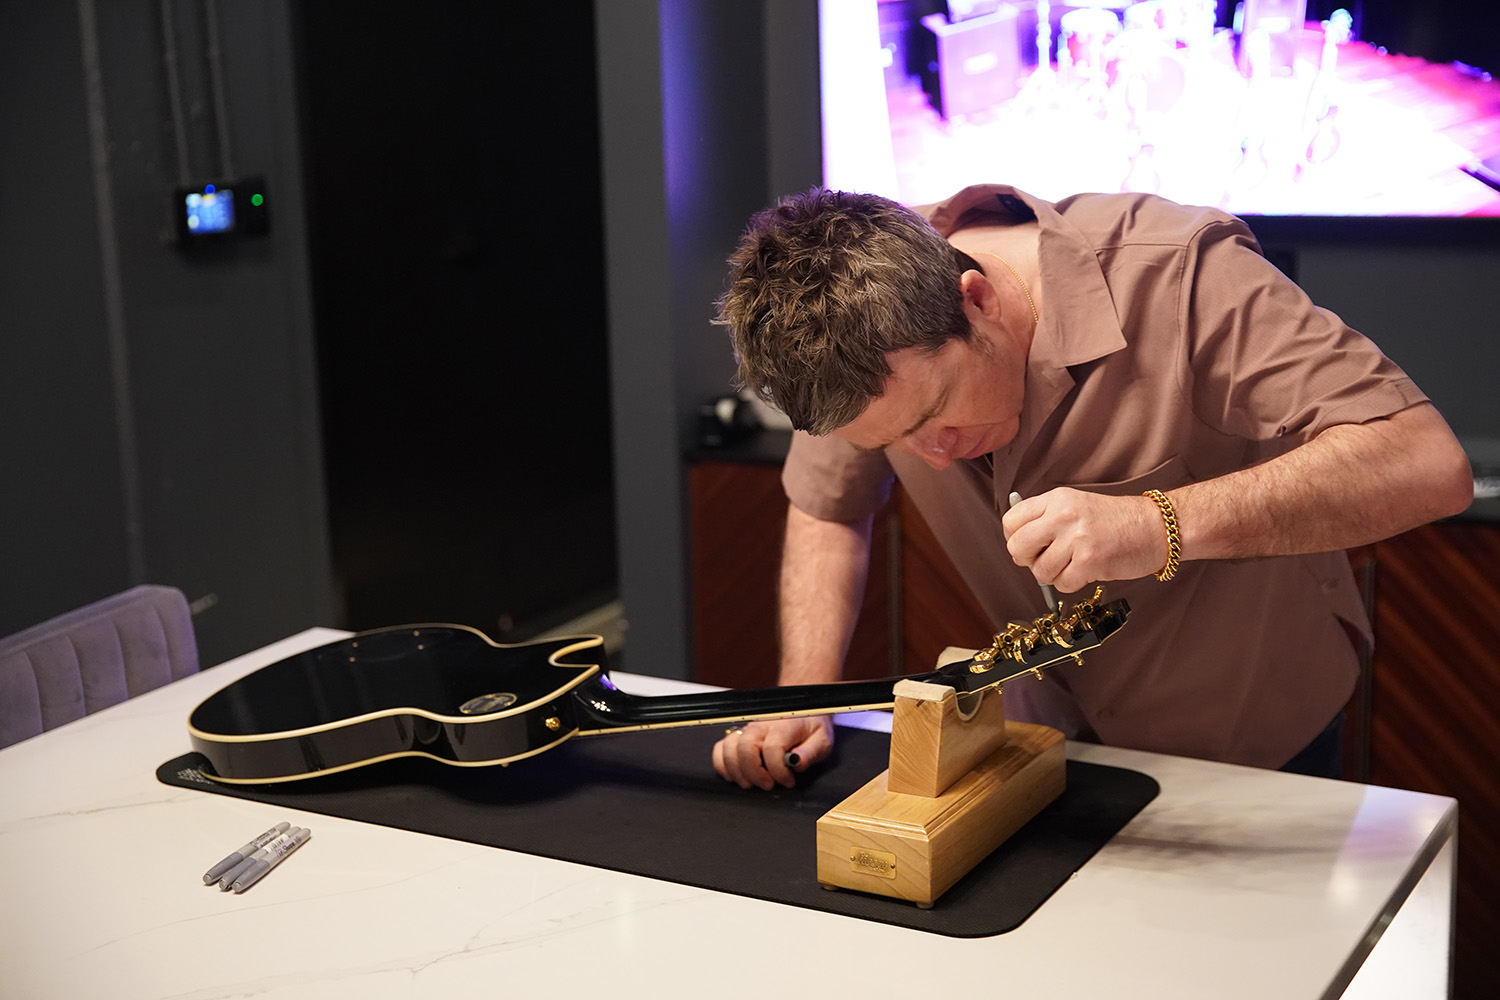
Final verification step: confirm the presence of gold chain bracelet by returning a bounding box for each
[1142,489,1181,582]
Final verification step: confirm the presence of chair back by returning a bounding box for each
[0,585,199,749]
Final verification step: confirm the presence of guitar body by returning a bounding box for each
[189,595,1129,784]
[188,626,608,783]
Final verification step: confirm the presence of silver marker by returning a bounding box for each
[232,827,311,894]
[218,830,298,891]
[1008,491,1059,612]
[203,821,291,884]
[219,842,278,890]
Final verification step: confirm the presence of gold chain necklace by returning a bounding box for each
[971,251,1034,508]
[973,250,1039,327]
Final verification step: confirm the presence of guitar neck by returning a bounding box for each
[572,672,943,736]
[574,593,1128,737]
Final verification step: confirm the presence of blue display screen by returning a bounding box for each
[185,188,236,234]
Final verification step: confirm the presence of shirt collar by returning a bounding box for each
[923,184,1126,371]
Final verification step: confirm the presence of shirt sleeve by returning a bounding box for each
[781,430,896,523]
[1182,217,1427,444]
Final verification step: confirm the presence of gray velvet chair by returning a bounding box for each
[0,585,199,750]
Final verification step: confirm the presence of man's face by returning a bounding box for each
[831,327,1026,471]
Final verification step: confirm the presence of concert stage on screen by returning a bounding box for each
[822,1,1500,219]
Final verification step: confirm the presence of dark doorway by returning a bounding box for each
[292,0,617,639]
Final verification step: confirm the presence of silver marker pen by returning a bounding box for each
[218,830,297,891]
[232,827,311,894]
[203,821,291,884]
[1008,491,1059,612]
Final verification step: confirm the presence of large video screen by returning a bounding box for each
[820,0,1500,217]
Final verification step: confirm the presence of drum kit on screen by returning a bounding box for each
[998,1,1343,202]
[1051,1,1213,119]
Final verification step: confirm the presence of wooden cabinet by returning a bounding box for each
[687,442,991,690]
[1361,520,1500,999]
[687,457,897,688]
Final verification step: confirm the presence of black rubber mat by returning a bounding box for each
[158,724,1157,937]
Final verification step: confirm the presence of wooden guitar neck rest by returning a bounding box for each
[816,663,1065,908]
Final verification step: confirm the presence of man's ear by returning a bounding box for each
[958,268,1001,317]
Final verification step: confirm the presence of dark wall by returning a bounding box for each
[1,1,333,665]
[1293,242,1500,445]
[1,3,130,610]
[293,0,616,639]
[596,0,821,679]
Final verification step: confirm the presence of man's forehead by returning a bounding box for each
[832,349,950,450]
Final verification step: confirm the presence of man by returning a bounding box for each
[710,184,1472,790]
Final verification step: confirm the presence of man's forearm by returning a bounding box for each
[1007,403,1474,592]
[1174,402,1473,561]
[777,503,873,686]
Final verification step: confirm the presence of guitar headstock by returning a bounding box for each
[954,586,1129,693]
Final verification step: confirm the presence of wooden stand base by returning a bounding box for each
[816,679,1064,908]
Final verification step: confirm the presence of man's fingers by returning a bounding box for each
[1006,516,1052,572]
[714,728,755,789]
[762,730,810,788]
[731,729,775,790]
[1000,497,1037,543]
[714,718,835,790]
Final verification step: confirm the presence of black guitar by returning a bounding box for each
[188,590,1128,783]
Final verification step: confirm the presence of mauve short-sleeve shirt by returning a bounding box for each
[781,185,1426,768]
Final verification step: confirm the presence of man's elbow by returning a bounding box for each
[1388,403,1474,523]
[1428,441,1475,520]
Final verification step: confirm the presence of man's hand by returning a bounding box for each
[1003,489,1166,591]
[712,716,834,790]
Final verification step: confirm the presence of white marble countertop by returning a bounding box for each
[0,629,1455,999]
